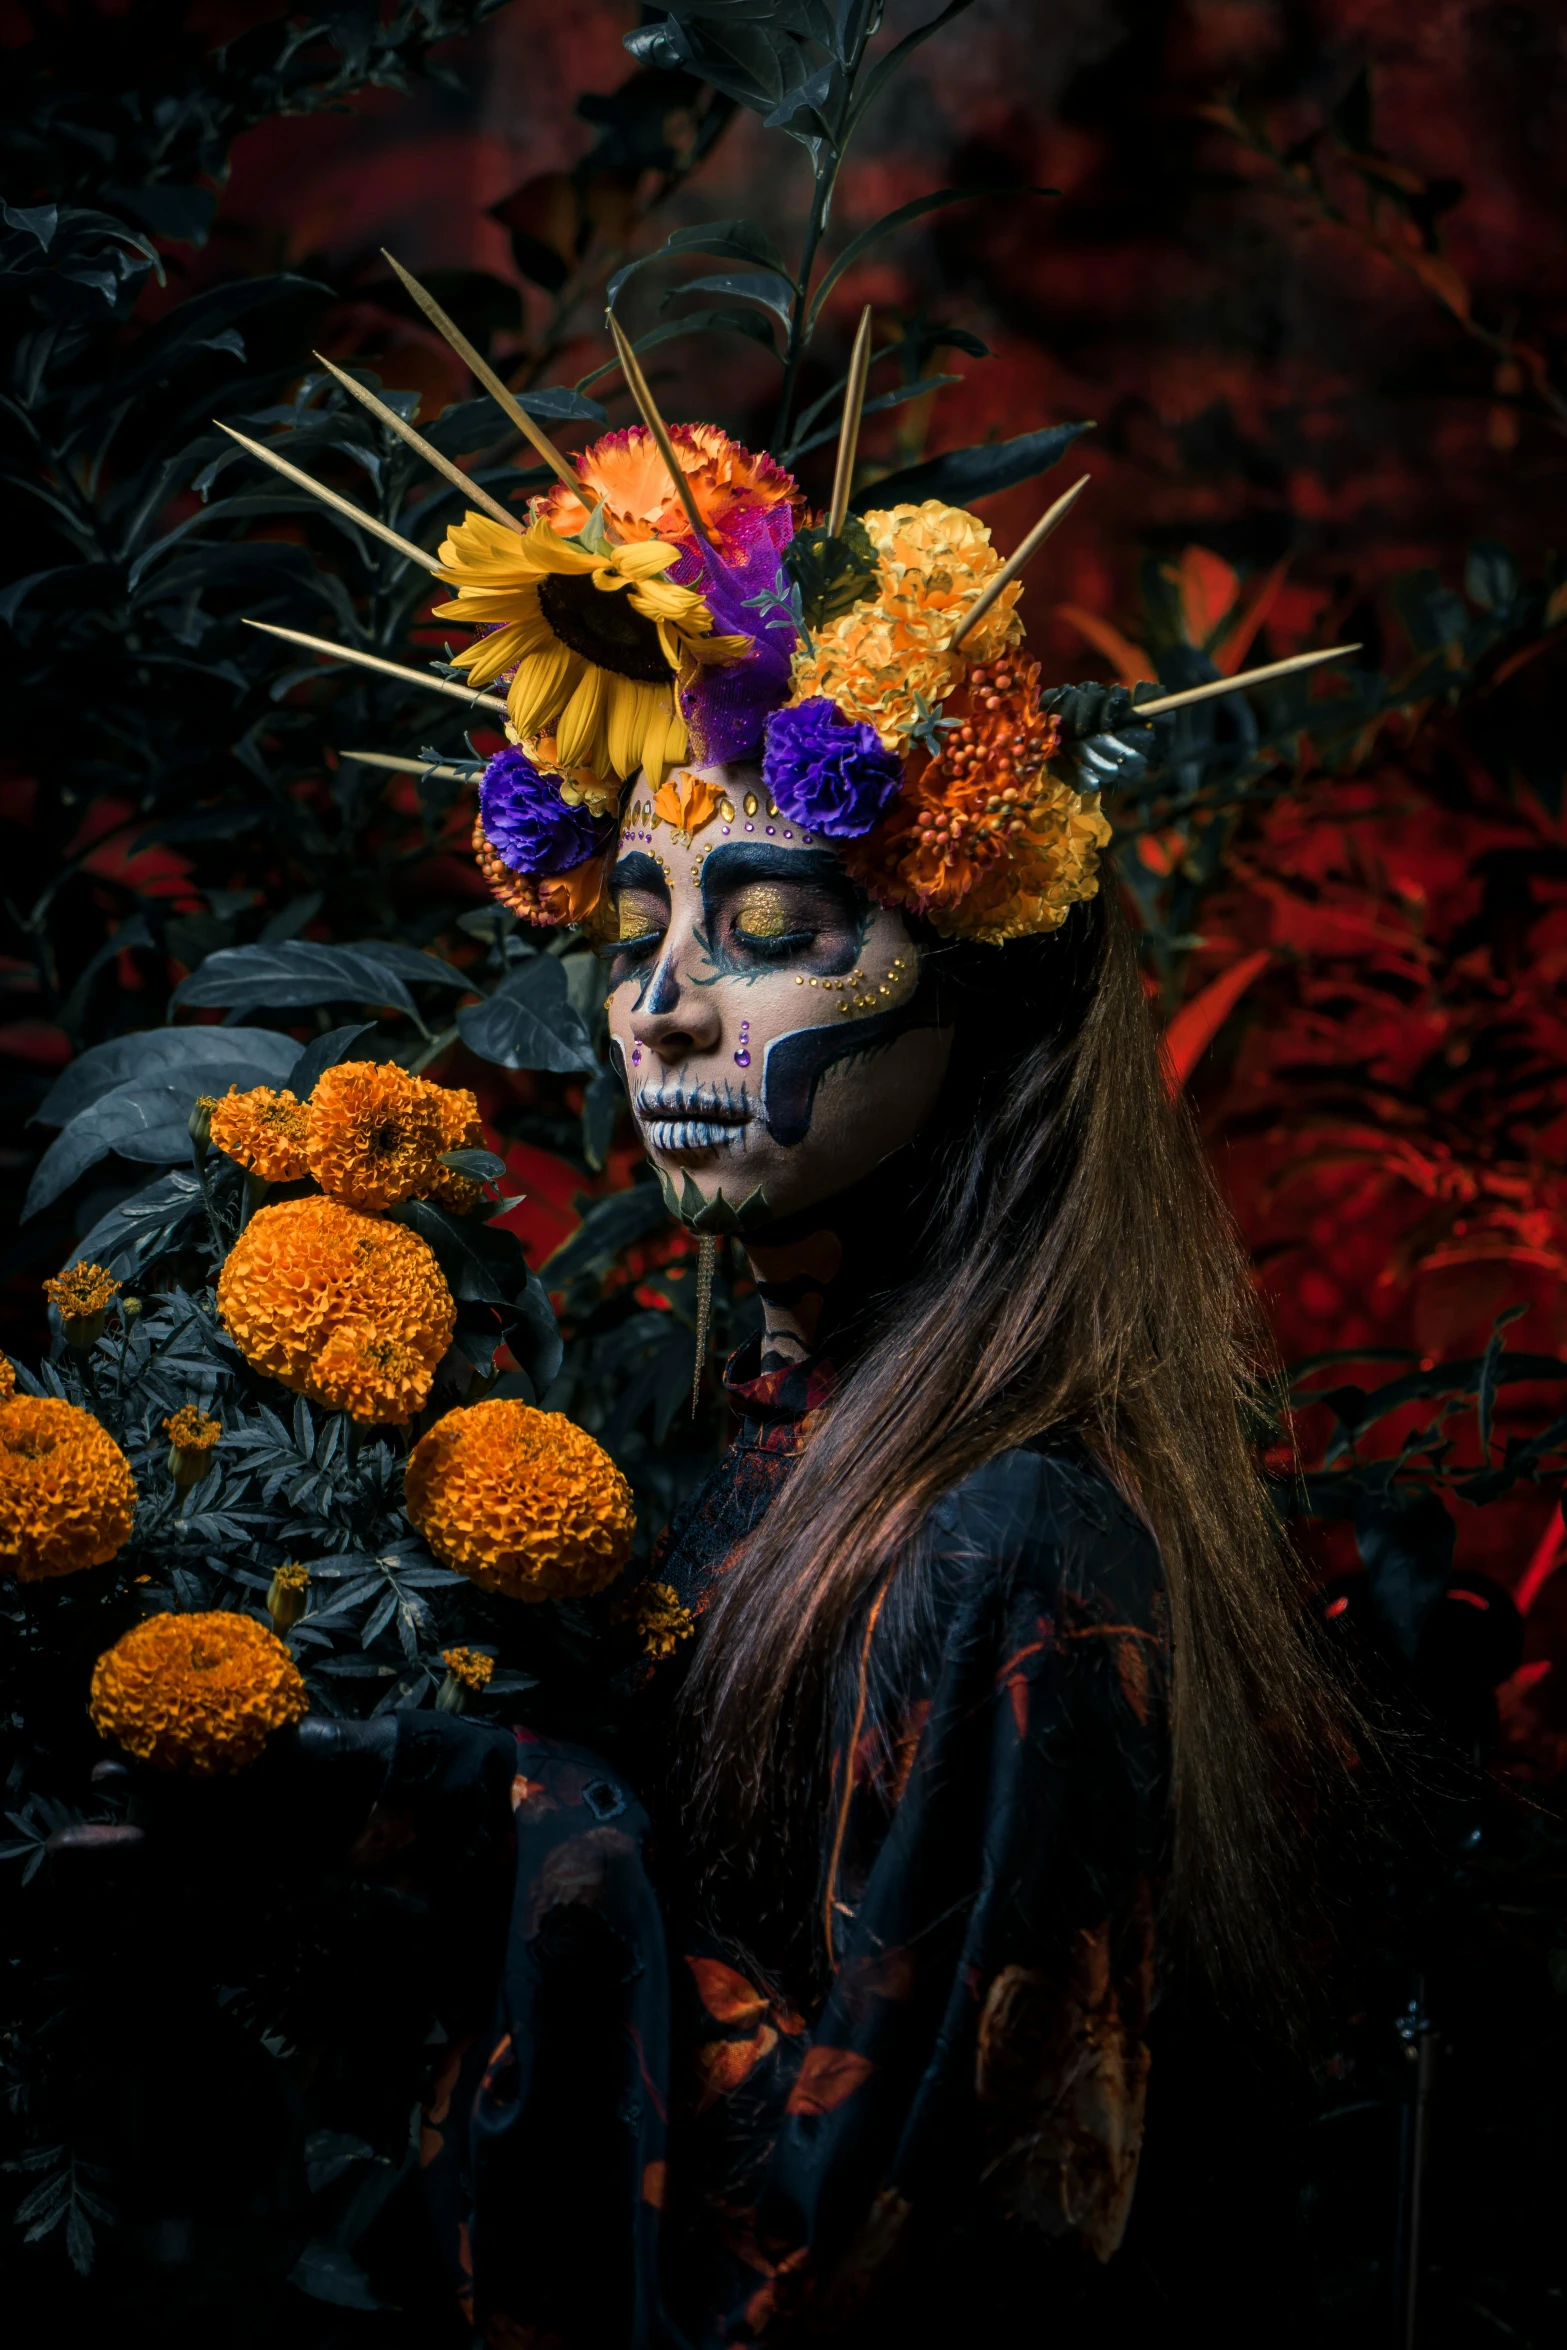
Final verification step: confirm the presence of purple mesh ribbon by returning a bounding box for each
[671,506,798,768]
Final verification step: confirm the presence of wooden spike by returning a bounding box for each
[217,424,440,573]
[242,620,509,712]
[604,311,712,550]
[948,474,1091,651]
[338,749,481,781]
[311,354,524,534]
[381,248,582,496]
[826,305,874,539]
[1126,643,1362,720]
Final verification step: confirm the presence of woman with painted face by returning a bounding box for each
[341,436,1352,2348]
[201,390,1351,2343]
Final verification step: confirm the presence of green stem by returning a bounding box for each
[406,1022,460,1076]
[776,164,835,451]
[194,1152,228,1265]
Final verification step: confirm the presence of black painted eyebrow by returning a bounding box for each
[698,844,855,923]
[610,852,669,899]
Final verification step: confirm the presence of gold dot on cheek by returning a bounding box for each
[732,885,791,939]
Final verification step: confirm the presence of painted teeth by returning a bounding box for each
[646,1119,746,1153]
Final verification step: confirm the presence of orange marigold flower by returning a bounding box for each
[305,1060,449,1211]
[209,1085,311,1182]
[216,1196,455,1423]
[611,1578,695,1662]
[423,1079,487,1214]
[474,813,608,929]
[43,1261,120,1348]
[307,1325,434,1425]
[786,501,1024,750]
[405,1400,634,1602]
[440,1645,494,1689]
[0,1358,14,1403]
[843,659,1112,942]
[0,1396,137,1581]
[163,1403,221,1489]
[89,1609,307,1775]
[537,423,801,559]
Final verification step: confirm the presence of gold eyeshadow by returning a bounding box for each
[616,900,663,943]
[732,885,793,939]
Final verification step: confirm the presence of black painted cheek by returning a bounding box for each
[758,969,943,1149]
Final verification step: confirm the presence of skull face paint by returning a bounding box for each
[603,763,952,1225]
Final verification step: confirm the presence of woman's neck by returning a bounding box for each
[742,1152,925,1372]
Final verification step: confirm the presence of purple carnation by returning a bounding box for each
[761,698,904,839]
[478,745,604,876]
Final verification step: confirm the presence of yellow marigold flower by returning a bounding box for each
[0,1396,136,1581]
[405,1400,634,1603]
[843,657,1111,941]
[89,1610,307,1775]
[423,1079,486,1214]
[43,1261,120,1349]
[267,1560,310,1631]
[0,1358,14,1404]
[216,1196,455,1424]
[163,1404,221,1490]
[536,423,800,560]
[612,1579,695,1663]
[305,1060,447,1212]
[786,500,1024,751]
[208,1085,311,1182]
[431,513,747,787]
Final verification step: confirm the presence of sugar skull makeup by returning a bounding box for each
[602,764,952,1227]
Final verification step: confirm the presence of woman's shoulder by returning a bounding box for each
[922,1437,1165,1629]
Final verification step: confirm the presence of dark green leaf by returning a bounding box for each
[34,1026,299,1130]
[606,217,788,311]
[853,419,1093,511]
[661,268,797,324]
[809,185,1053,330]
[457,956,598,1073]
[170,941,467,1021]
[783,516,879,630]
[438,1147,508,1183]
[543,1182,671,1285]
[287,1024,381,1098]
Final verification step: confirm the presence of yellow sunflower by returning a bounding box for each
[431,515,748,787]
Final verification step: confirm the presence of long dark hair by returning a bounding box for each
[678,884,1346,2001]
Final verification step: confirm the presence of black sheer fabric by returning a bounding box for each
[388,1344,1171,2346]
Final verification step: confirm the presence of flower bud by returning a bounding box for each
[43,1262,120,1354]
[436,1645,493,1713]
[163,1404,221,1491]
[266,1562,309,1634]
[188,1095,216,1157]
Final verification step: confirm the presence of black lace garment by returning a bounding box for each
[381,1331,1171,2347]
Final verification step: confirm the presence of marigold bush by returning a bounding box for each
[0,1397,137,1581]
[405,1399,634,1600]
[216,1196,455,1423]
[304,1061,448,1211]
[90,1610,307,1774]
[209,1086,311,1182]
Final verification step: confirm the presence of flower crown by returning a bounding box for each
[452,422,1112,947]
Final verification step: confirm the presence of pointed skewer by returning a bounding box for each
[311,353,525,535]
[826,305,874,539]
[381,248,583,498]
[339,749,484,781]
[242,619,509,713]
[216,424,440,573]
[1125,643,1362,720]
[604,310,712,551]
[948,473,1091,651]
